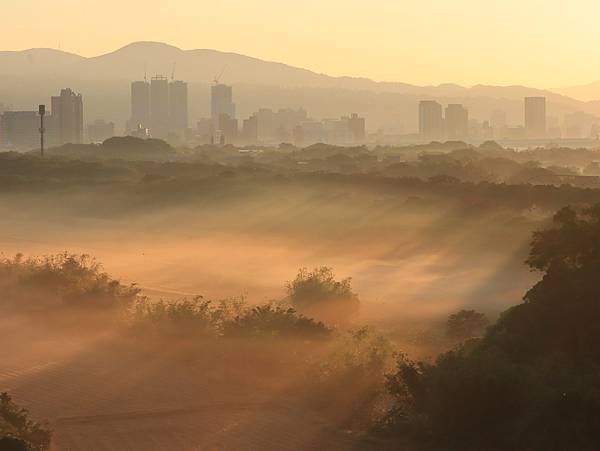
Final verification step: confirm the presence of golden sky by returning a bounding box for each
[3,0,598,88]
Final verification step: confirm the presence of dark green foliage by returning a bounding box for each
[445,309,489,341]
[129,296,225,338]
[0,393,51,451]
[46,136,175,161]
[0,436,34,451]
[382,204,600,450]
[223,304,332,339]
[130,297,331,340]
[286,267,360,321]
[307,327,395,429]
[0,253,140,313]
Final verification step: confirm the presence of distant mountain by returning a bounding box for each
[552,81,600,102]
[1,41,600,133]
[0,48,85,75]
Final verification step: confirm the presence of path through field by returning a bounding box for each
[0,326,381,450]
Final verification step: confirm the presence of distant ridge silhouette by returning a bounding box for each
[2,41,600,131]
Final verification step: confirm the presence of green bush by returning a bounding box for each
[222,304,332,339]
[130,296,221,337]
[0,393,51,451]
[307,327,395,429]
[446,309,489,341]
[286,267,360,322]
[129,297,331,340]
[0,253,140,314]
[381,204,600,450]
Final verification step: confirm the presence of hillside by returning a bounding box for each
[554,80,600,102]
[1,41,599,132]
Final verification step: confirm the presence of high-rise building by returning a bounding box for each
[196,118,214,144]
[87,120,115,143]
[211,84,236,125]
[323,118,350,143]
[490,110,507,129]
[348,113,366,142]
[129,77,188,140]
[169,80,188,132]
[256,108,276,140]
[0,111,39,150]
[293,125,305,147]
[445,104,469,140]
[251,108,308,143]
[298,120,326,145]
[419,101,443,140]
[524,97,546,138]
[150,76,170,138]
[50,88,83,145]
[218,113,238,144]
[242,115,258,144]
[129,81,150,130]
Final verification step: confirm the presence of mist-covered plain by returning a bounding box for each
[3,140,600,450]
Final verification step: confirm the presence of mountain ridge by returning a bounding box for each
[0,41,576,98]
[1,41,600,132]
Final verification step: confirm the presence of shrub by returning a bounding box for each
[380,204,600,450]
[222,304,332,339]
[0,393,51,451]
[129,297,330,340]
[445,309,489,341]
[0,253,139,314]
[307,327,395,429]
[286,267,359,322]
[129,296,222,338]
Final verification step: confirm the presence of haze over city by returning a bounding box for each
[3,2,600,451]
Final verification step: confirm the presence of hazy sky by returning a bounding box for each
[3,0,599,88]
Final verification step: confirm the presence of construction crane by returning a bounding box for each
[171,62,177,81]
[213,66,227,85]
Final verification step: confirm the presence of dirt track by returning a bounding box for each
[0,331,382,450]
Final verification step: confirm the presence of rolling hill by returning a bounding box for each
[1,41,599,133]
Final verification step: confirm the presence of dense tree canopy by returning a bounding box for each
[0,393,50,451]
[382,204,600,451]
[286,267,360,322]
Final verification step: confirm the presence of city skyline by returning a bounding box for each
[7,79,590,150]
[3,0,600,89]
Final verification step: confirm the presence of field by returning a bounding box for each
[2,150,597,450]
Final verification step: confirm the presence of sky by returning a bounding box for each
[2,0,599,88]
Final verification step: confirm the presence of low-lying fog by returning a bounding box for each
[0,182,541,322]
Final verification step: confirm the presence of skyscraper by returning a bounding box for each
[242,115,258,144]
[490,110,507,129]
[150,76,169,138]
[445,104,469,140]
[0,111,39,149]
[419,101,443,140]
[524,97,546,138]
[211,84,236,125]
[348,113,366,142]
[218,113,238,144]
[169,80,188,132]
[129,80,150,129]
[50,88,83,145]
[87,119,115,143]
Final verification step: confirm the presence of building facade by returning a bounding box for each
[0,111,39,150]
[129,80,150,130]
[211,84,236,125]
[51,88,83,145]
[524,97,546,138]
[445,104,469,140]
[150,76,170,138]
[168,80,188,133]
[419,100,443,140]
